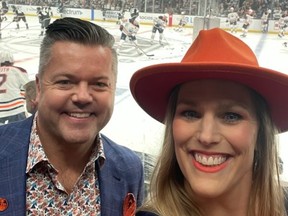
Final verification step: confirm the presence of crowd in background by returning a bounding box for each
[219,0,288,19]
[3,0,288,18]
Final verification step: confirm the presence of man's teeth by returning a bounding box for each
[69,113,90,118]
[195,153,227,166]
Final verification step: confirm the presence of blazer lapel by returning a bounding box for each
[0,117,33,215]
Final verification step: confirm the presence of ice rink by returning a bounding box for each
[1,15,288,181]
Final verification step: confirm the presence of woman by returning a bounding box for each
[130,28,288,216]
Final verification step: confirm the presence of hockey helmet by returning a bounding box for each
[130,8,139,18]
[11,5,16,12]
[159,15,167,21]
[248,9,253,14]
[0,51,14,64]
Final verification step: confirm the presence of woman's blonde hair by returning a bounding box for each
[139,85,286,216]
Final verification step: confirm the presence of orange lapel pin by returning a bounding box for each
[123,193,136,216]
[0,198,8,212]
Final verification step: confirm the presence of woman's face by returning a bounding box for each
[173,80,258,200]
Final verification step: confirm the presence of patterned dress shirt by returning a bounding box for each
[26,114,105,215]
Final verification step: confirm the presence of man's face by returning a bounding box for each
[36,41,116,147]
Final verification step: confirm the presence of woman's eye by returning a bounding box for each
[182,110,199,119]
[223,112,242,122]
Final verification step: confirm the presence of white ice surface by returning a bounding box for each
[1,15,288,181]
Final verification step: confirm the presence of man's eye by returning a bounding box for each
[55,80,73,89]
[57,80,71,85]
[95,82,108,87]
[223,112,242,122]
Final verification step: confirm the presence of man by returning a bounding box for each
[261,9,271,33]
[11,5,29,30]
[57,1,65,18]
[278,13,288,38]
[174,11,187,32]
[0,50,29,124]
[240,8,253,37]
[36,6,53,36]
[0,17,144,215]
[23,80,37,115]
[117,8,142,55]
[150,15,167,45]
[0,1,8,21]
[226,7,239,33]
[0,1,8,39]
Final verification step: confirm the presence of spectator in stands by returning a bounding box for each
[0,50,29,124]
[24,80,37,114]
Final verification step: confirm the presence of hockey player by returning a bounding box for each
[174,12,187,32]
[240,9,253,37]
[226,7,239,33]
[37,6,53,36]
[116,11,124,25]
[0,1,8,22]
[151,15,167,45]
[11,5,29,30]
[0,1,9,39]
[117,8,142,55]
[57,1,65,18]
[102,8,106,21]
[261,9,271,33]
[278,13,288,38]
[0,51,29,124]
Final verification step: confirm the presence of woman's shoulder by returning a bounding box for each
[136,211,158,216]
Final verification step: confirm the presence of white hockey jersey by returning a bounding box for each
[0,65,29,117]
[227,12,239,23]
[153,16,167,29]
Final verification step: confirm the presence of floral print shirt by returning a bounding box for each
[26,114,105,215]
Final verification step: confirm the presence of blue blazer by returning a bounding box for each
[0,116,144,215]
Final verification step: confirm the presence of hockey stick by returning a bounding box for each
[162,35,171,46]
[1,21,13,30]
[130,39,154,57]
[121,25,154,57]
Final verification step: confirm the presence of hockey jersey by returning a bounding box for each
[153,16,167,29]
[227,12,239,23]
[0,65,29,117]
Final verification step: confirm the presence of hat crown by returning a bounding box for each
[130,27,288,132]
[182,28,259,66]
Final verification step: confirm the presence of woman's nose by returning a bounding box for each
[196,114,221,146]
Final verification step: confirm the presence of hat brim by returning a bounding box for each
[130,62,288,132]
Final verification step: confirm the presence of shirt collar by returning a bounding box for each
[26,113,106,174]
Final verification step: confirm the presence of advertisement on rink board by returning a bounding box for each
[10,5,281,33]
[9,4,194,27]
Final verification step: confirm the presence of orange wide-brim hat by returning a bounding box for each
[130,28,288,132]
